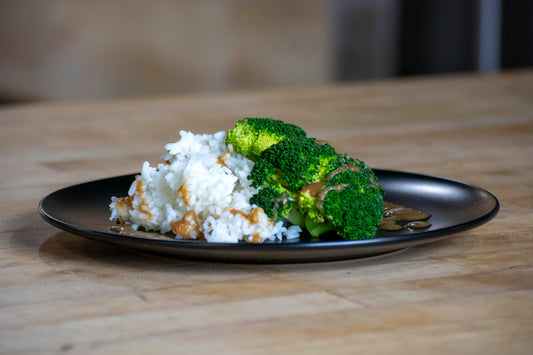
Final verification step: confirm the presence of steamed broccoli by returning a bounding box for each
[226,117,306,161]
[248,135,384,240]
[296,161,385,239]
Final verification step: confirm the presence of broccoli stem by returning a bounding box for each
[304,218,335,237]
[285,207,334,237]
[285,207,305,228]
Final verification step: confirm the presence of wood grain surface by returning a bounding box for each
[1,71,532,354]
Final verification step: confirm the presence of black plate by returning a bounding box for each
[38,170,499,263]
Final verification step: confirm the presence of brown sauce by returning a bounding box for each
[299,163,362,213]
[326,164,360,180]
[227,208,246,218]
[252,232,262,243]
[247,207,267,225]
[110,225,176,240]
[378,202,432,231]
[113,196,133,224]
[316,183,348,210]
[301,182,324,197]
[405,221,432,229]
[119,180,153,221]
[217,148,232,167]
[170,210,204,240]
[377,218,404,231]
[300,164,361,201]
[222,206,274,227]
[178,179,191,206]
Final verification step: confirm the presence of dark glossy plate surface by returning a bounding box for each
[38,170,499,263]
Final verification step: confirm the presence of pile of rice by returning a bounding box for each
[109,130,301,243]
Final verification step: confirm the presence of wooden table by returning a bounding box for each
[1,71,532,354]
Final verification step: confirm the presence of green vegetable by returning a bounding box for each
[229,117,385,240]
[296,160,385,240]
[249,183,294,221]
[226,117,306,161]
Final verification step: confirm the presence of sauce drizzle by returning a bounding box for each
[110,225,176,240]
[378,202,432,231]
[171,210,205,240]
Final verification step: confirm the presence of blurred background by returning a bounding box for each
[0,0,531,105]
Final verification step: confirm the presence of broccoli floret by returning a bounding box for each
[249,184,295,220]
[226,117,306,161]
[297,161,385,239]
[249,136,346,192]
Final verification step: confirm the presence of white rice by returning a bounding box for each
[109,130,301,243]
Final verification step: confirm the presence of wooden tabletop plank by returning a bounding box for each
[1,71,532,354]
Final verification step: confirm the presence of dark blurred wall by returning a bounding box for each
[501,0,533,69]
[397,0,533,76]
[398,1,479,75]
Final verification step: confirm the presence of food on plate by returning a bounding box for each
[110,118,385,243]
